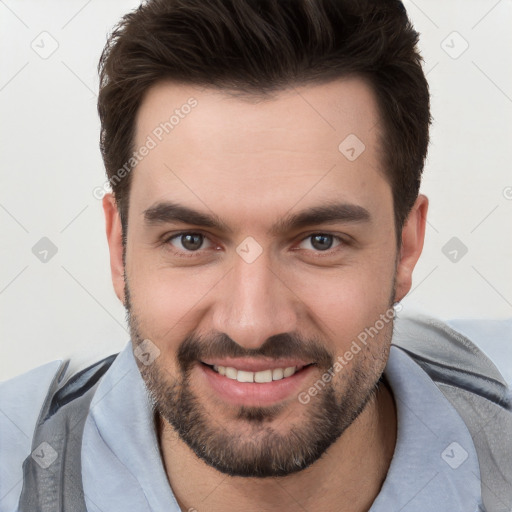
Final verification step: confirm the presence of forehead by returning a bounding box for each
[129,77,390,227]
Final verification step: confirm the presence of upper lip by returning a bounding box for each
[201,357,313,372]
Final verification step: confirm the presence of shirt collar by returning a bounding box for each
[83,343,180,511]
[84,342,482,512]
[369,345,482,511]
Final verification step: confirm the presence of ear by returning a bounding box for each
[102,193,126,305]
[394,194,428,303]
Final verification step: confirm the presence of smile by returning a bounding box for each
[210,364,300,383]
[199,361,316,406]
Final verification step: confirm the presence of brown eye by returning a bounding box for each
[298,234,341,252]
[168,233,210,252]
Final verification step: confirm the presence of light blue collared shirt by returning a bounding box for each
[1,333,485,511]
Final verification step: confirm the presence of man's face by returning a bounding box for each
[107,77,415,477]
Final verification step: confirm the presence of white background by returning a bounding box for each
[1,0,511,380]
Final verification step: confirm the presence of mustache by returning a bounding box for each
[177,331,334,371]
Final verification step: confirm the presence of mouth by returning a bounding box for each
[198,360,316,407]
[205,363,311,383]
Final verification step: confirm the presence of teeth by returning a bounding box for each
[225,367,238,380]
[283,367,296,378]
[254,369,272,383]
[212,365,297,382]
[272,368,284,380]
[236,370,254,383]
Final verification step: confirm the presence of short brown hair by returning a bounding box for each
[98,0,431,238]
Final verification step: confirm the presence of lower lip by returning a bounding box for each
[199,363,315,407]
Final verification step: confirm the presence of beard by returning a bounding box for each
[124,278,393,478]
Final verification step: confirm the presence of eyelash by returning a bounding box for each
[161,231,349,258]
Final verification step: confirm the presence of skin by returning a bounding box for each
[103,77,428,512]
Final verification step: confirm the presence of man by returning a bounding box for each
[1,1,511,511]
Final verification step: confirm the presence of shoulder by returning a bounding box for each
[445,316,512,386]
[392,313,512,511]
[0,360,65,512]
[0,359,64,441]
[392,312,512,409]
[0,352,119,512]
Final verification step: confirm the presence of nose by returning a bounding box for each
[211,250,299,350]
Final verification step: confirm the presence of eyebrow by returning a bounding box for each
[143,200,371,235]
[270,202,371,235]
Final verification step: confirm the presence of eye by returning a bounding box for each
[297,233,342,252]
[166,232,213,252]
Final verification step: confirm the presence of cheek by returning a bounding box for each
[126,252,220,341]
[290,252,395,344]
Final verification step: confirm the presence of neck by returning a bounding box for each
[157,380,396,512]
